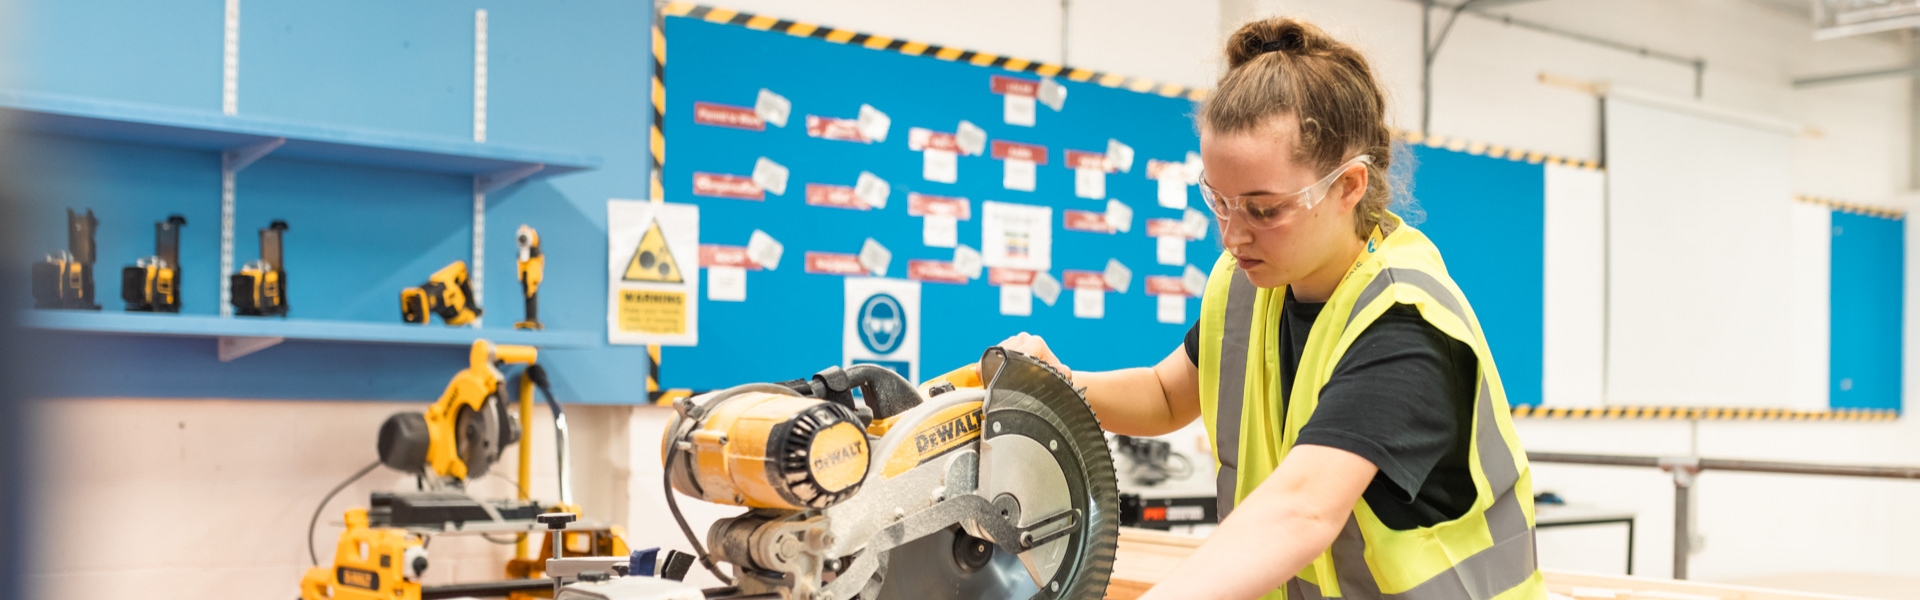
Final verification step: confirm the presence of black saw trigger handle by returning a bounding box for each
[789,365,923,423]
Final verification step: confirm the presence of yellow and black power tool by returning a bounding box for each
[31,208,101,310]
[300,507,430,600]
[377,339,534,482]
[303,341,632,600]
[400,260,481,327]
[515,225,543,330]
[121,214,187,312]
[231,220,290,316]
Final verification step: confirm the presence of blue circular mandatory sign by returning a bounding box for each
[858,293,907,355]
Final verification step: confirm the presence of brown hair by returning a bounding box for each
[1201,17,1406,237]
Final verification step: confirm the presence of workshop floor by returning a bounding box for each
[1722,573,1920,599]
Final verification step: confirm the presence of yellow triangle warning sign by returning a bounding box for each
[623,219,684,283]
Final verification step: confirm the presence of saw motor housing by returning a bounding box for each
[378,340,535,483]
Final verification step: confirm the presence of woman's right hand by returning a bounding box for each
[996,332,1072,381]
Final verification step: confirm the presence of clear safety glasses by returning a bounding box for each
[1198,155,1371,230]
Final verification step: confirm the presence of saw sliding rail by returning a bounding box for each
[1527,451,1920,580]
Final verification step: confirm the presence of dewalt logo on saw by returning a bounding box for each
[336,567,379,590]
[916,411,981,453]
[807,421,869,493]
[882,401,983,477]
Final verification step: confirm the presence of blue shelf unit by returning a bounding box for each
[0,90,602,181]
[5,90,604,361]
[22,312,596,348]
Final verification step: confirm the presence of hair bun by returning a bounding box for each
[1264,29,1305,53]
[1226,19,1316,68]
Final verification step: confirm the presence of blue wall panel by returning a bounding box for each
[661,16,1212,391]
[9,0,653,404]
[1829,212,1905,411]
[3,0,223,110]
[1406,146,1546,406]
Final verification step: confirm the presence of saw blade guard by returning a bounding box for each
[969,346,1120,600]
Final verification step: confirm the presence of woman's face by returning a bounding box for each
[1199,115,1366,290]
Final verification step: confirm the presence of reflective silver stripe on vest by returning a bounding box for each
[1290,578,1327,600]
[1214,268,1258,520]
[1316,269,1535,599]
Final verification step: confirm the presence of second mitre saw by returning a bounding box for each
[653,347,1119,600]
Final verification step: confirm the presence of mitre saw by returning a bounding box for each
[646,347,1119,600]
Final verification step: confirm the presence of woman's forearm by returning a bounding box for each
[1145,494,1346,598]
[1076,367,1183,436]
[1138,445,1378,600]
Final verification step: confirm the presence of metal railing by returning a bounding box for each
[1527,452,1920,579]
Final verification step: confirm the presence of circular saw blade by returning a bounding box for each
[455,396,503,479]
[873,526,1040,600]
[971,347,1121,600]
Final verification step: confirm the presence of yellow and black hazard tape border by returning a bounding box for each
[1394,131,1600,171]
[1794,194,1906,220]
[1511,404,1900,421]
[654,2,1210,102]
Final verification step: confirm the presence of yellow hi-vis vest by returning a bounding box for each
[1197,219,1544,600]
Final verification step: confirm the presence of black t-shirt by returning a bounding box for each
[1184,288,1479,530]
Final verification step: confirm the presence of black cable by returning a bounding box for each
[309,460,383,566]
[664,444,734,585]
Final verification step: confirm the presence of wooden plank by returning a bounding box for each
[1105,528,1868,600]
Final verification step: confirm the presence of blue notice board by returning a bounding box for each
[659,11,1215,390]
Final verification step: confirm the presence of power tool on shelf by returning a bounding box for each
[31,208,101,310]
[121,214,187,313]
[630,347,1119,600]
[230,220,289,316]
[515,225,544,330]
[302,341,630,600]
[400,260,482,326]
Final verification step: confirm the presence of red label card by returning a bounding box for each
[806,115,869,143]
[1146,276,1189,296]
[989,268,1036,286]
[990,75,1040,97]
[1062,270,1110,291]
[1063,210,1113,233]
[805,252,866,275]
[806,184,868,210]
[699,245,761,270]
[908,128,960,153]
[1146,218,1185,238]
[990,140,1049,165]
[1145,159,1187,180]
[907,193,970,220]
[693,102,766,131]
[692,172,765,201]
[1065,150,1108,171]
[907,260,968,284]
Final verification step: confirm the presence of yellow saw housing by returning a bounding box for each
[665,392,872,510]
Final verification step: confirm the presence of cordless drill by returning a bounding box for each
[400,261,482,326]
[122,214,188,312]
[515,225,543,330]
[31,209,101,310]
[230,220,290,317]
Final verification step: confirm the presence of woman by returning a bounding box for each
[1000,17,1543,600]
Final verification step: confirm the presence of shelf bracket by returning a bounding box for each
[223,137,286,173]
[218,335,284,362]
[476,163,545,194]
